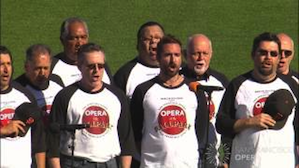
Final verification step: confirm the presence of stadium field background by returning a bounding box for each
[1,0,298,79]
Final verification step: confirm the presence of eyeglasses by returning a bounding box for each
[141,36,162,43]
[281,50,293,57]
[257,49,279,57]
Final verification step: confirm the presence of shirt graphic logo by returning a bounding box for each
[0,108,14,127]
[82,106,110,135]
[156,105,189,136]
[253,97,267,116]
[207,99,215,121]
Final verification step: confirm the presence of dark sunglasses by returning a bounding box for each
[281,50,293,57]
[257,49,279,57]
[87,63,105,70]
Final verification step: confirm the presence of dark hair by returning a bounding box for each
[137,21,164,45]
[0,45,14,77]
[157,34,182,60]
[77,43,104,66]
[0,45,13,63]
[251,32,281,57]
[26,44,52,62]
[60,17,89,40]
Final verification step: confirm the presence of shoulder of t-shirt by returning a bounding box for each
[136,76,157,92]
[113,57,138,90]
[55,82,79,101]
[114,57,138,77]
[277,73,298,99]
[11,81,37,104]
[227,71,251,92]
[208,68,230,88]
[14,73,28,87]
[49,74,65,88]
[291,70,299,78]
[102,82,128,102]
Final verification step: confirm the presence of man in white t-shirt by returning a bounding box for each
[51,17,113,86]
[216,32,298,168]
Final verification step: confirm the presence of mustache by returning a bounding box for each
[262,60,272,65]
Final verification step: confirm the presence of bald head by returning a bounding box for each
[277,33,294,49]
[277,33,295,75]
[187,34,212,54]
[186,34,213,76]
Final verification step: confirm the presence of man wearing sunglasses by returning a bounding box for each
[277,33,299,83]
[216,32,298,168]
[47,43,135,168]
[277,33,299,168]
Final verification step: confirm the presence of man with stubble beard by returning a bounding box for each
[216,32,298,168]
[130,35,208,168]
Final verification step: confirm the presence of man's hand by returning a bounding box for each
[0,120,25,138]
[249,113,276,129]
[234,113,276,133]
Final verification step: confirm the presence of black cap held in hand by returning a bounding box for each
[262,89,295,130]
[12,102,42,137]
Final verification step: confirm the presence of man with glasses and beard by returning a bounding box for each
[215,32,298,168]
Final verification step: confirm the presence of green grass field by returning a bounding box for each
[1,0,298,79]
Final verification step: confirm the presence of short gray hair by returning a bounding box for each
[26,44,52,62]
[186,34,212,54]
[60,17,89,40]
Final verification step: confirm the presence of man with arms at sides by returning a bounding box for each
[114,21,164,100]
[216,32,298,168]
[51,17,113,86]
[277,33,298,83]
[15,44,64,127]
[130,35,208,168]
[180,34,229,168]
[0,45,46,168]
[277,33,299,168]
[47,43,135,168]
[114,21,164,168]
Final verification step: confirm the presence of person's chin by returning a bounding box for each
[194,67,205,75]
[91,79,102,85]
[259,67,274,76]
[149,53,157,60]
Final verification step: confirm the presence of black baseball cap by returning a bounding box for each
[12,102,42,137]
[262,89,295,130]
